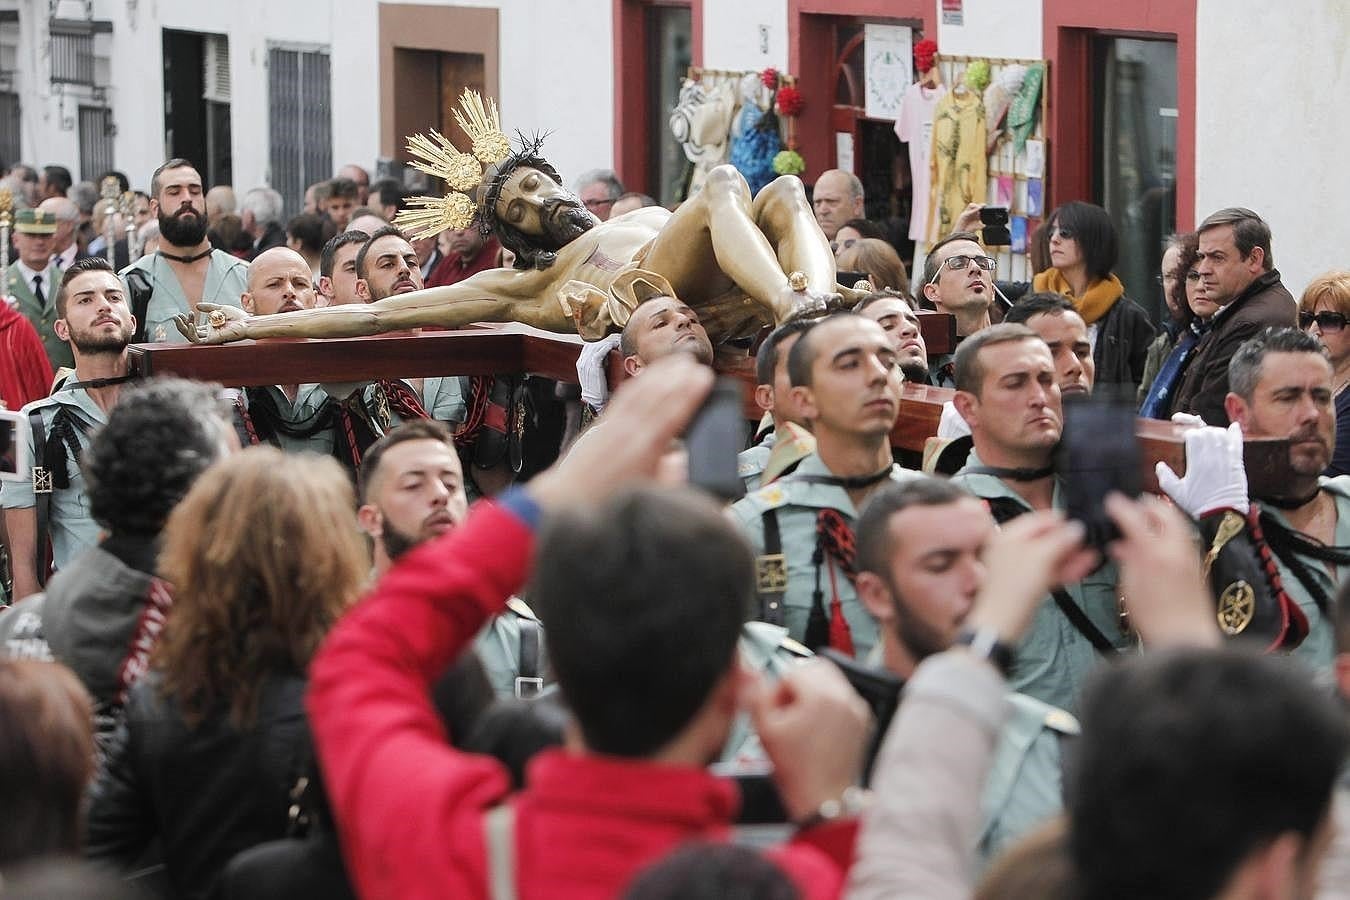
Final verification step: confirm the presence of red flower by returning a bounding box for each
[760,68,779,89]
[775,85,805,117]
[914,39,938,73]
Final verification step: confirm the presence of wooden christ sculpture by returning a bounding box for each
[181,90,854,347]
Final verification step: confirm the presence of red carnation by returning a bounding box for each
[914,39,938,73]
[775,85,805,117]
[760,67,779,90]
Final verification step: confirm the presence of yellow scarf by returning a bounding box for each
[1032,268,1124,325]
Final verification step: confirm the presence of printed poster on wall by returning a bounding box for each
[864,24,912,121]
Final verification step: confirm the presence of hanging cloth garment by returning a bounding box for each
[1008,63,1045,155]
[895,81,947,242]
[1034,268,1125,326]
[729,98,782,197]
[927,88,988,244]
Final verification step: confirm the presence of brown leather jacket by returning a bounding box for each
[1168,269,1296,425]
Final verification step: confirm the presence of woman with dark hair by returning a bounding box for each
[85,448,369,900]
[836,237,912,297]
[1035,201,1155,391]
[1139,232,1219,419]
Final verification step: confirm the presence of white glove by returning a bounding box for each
[1155,421,1249,517]
[1169,411,1207,429]
[577,333,622,412]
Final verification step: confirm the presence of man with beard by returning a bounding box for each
[357,419,543,698]
[851,476,1081,869]
[949,324,1128,712]
[2,258,136,599]
[1221,327,1347,670]
[120,158,248,344]
[731,313,923,660]
[921,232,997,387]
[182,92,846,348]
[348,226,468,433]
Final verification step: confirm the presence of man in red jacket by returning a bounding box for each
[0,300,54,410]
[308,356,870,900]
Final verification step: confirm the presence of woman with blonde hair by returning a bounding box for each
[86,447,368,900]
[837,237,912,298]
[1299,270,1350,475]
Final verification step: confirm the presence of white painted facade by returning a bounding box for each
[3,0,1346,291]
[2,0,613,198]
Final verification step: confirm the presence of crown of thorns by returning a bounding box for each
[394,90,556,239]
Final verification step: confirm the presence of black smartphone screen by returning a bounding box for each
[685,377,747,501]
[1055,395,1141,548]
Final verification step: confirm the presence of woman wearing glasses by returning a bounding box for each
[1032,201,1155,392]
[1140,233,1219,418]
[1299,271,1350,475]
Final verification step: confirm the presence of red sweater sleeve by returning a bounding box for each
[306,499,535,900]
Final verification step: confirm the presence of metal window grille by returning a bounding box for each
[51,31,94,85]
[79,105,114,180]
[268,46,331,218]
[0,92,19,166]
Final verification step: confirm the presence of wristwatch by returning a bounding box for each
[794,785,873,830]
[953,626,1015,677]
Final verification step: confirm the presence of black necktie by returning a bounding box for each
[33,273,45,307]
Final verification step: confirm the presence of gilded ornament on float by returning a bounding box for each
[1217,580,1255,635]
[394,88,513,240]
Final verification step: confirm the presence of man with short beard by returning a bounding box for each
[1222,327,1347,670]
[2,258,137,599]
[357,419,544,698]
[119,158,248,343]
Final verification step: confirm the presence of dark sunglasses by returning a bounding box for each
[1300,311,1348,332]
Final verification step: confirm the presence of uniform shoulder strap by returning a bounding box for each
[484,804,517,900]
[28,407,51,588]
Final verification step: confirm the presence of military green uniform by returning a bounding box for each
[1258,476,1350,672]
[952,450,1129,713]
[720,621,812,766]
[119,250,247,344]
[0,384,108,572]
[474,597,548,699]
[361,376,469,432]
[737,431,776,492]
[978,693,1079,868]
[729,452,923,661]
[7,259,71,370]
[240,384,339,456]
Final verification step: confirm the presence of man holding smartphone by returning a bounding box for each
[948,324,1129,712]
[730,313,923,661]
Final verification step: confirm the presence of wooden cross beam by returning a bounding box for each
[128,323,1289,495]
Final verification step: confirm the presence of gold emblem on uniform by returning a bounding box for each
[1217,580,1256,635]
[756,553,788,593]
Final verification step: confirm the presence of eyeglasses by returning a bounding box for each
[1300,311,1348,332]
[1156,271,1203,285]
[583,197,616,211]
[1049,226,1076,241]
[928,253,996,285]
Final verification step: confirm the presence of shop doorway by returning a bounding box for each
[163,29,232,189]
[1093,37,1178,322]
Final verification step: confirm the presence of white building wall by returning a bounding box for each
[7,0,613,196]
[702,0,788,72]
[935,0,1042,60]
[1194,0,1350,296]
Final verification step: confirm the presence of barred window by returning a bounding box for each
[268,45,331,218]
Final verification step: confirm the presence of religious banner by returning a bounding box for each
[864,24,912,121]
